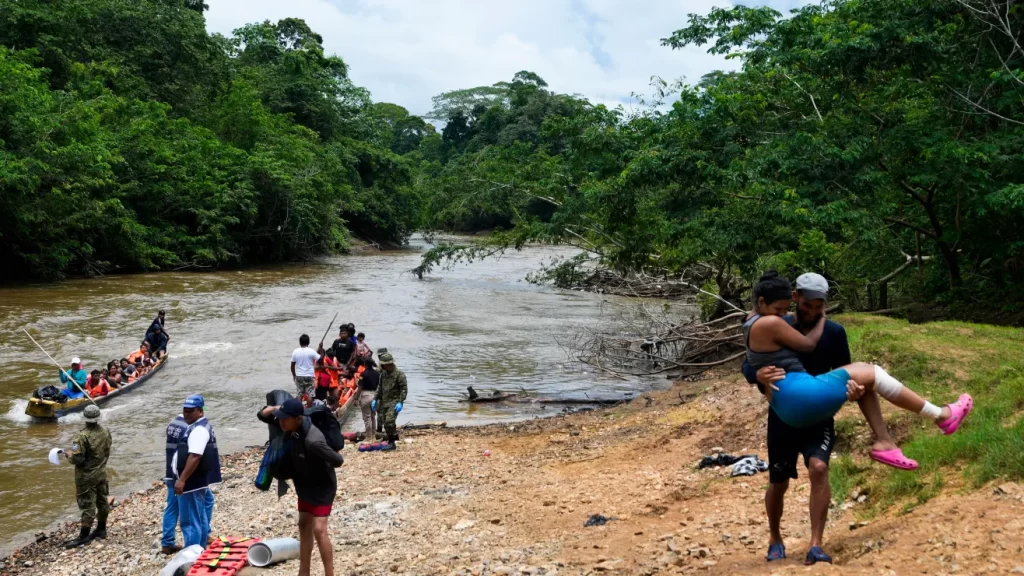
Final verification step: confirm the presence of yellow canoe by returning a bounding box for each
[26,357,168,420]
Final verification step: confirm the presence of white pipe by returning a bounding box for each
[247,538,301,567]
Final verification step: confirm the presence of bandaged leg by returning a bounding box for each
[872,365,943,420]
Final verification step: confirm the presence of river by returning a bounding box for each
[0,238,671,553]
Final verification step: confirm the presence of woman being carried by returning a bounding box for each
[745,271,973,469]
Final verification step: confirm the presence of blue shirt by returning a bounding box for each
[741,317,851,386]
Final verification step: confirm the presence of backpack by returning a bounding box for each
[33,385,68,403]
[306,404,344,451]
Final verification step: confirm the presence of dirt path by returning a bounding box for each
[3,374,1023,575]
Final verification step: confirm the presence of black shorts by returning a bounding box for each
[314,386,329,401]
[767,406,834,484]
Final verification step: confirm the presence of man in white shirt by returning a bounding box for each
[291,334,320,405]
[171,395,221,548]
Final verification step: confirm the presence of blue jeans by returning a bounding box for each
[161,480,177,547]
[178,487,215,548]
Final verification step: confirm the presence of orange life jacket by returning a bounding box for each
[87,378,110,398]
[127,349,146,363]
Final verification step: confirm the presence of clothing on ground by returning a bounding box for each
[697,453,757,469]
[291,347,320,378]
[730,456,768,477]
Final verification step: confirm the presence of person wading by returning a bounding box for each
[64,405,112,548]
[173,395,221,548]
[373,353,407,450]
[261,399,344,576]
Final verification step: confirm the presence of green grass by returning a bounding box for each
[829,315,1024,512]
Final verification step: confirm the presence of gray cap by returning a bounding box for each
[83,405,101,422]
[795,273,828,301]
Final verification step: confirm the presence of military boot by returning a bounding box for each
[64,526,92,548]
[89,522,107,540]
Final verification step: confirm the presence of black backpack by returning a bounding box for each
[263,389,344,451]
[306,404,344,451]
[33,385,68,403]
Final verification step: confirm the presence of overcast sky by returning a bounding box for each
[205,0,810,116]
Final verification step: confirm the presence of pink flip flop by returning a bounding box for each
[937,394,974,435]
[869,448,919,470]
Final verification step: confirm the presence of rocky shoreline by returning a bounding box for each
[2,375,1023,576]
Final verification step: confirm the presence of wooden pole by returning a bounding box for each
[22,329,99,408]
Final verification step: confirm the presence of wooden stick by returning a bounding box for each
[319,312,339,347]
[22,329,99,408]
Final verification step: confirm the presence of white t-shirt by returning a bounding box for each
[291,347,320,377]
[171,423,210,477]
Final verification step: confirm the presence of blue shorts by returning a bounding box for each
[769,369,849,428]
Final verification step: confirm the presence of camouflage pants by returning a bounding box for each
[75,479,109,528]
[379,404,399,440]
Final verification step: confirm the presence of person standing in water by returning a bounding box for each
[356,356,380,441]
[64,405,112,548]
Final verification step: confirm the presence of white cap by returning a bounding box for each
[71,357,81,365]
[795,273,828,301]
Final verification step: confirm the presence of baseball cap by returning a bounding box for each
[795,273,829,301]
[272,398,304,420]
[72,357,81,365]
[183,394,205,409]
[83,405,101,422]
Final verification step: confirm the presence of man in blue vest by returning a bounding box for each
[172,395,221,548]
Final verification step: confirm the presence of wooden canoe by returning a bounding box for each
[25,356,169,420]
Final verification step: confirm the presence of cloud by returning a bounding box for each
[205,0,808,116]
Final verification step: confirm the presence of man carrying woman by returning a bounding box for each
[743,272,973,566]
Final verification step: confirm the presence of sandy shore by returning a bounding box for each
[2,373,1023,576]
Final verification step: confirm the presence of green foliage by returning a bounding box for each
[418,0,1024,311]
[834,314,1024,511]
[0,0,423,279]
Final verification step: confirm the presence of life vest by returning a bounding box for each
[87,377,110,398]
[175,417,222,493]
[127,349,147,363]
[324,356,340,388]
[164,415,188,480]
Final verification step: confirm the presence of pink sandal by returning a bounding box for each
[870,448,919,470]
[937,394,974,435]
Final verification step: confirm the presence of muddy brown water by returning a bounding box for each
[0,238,674,553]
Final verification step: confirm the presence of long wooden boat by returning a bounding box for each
[333,383,359,425]
[25,356,169,420]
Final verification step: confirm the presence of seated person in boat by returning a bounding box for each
[144,325,169,359]
[60,357,89,399]
[105,364,123,389]
[120,358,138,382]
[355,333,372,360]
[86,370,111,398]
[128,342,150,364]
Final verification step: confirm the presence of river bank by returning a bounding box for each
[3,356,1022,576]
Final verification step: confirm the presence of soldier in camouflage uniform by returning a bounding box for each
[373,353,407,450]
[64,404,112,548]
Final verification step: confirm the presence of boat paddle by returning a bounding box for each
[22,328,99,408]
[319,312,339,349]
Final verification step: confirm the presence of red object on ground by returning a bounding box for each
[186,536,260,576]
